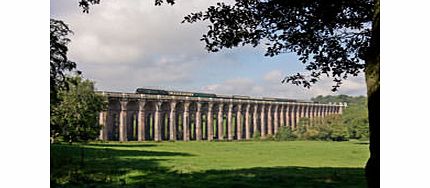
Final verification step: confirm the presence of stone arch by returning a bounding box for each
[267,104,275,136]
[239,103,247,140]
[175,101,184,140]
[126,100,139,141]
[160,102,170,140]
[200,102,209,140]
[107,99,120,141]
[260,104,268,137]
[212,103,222,139]
[144,101,157,140]
[188,102,197,140]
[248,104,256,138]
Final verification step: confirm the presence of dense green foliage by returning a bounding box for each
[51,141,369,187]
[273,127,296,141]
[313,95,369,140]
[273,95,369,141]
[50,76,107,143]
[312,95,367,105]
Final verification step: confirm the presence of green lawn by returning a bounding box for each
[51,141,369,187]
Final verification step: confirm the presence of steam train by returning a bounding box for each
[135,88,315,103]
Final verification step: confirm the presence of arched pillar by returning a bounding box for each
[260,104,266,137]
[207,102,214,141]
[322,105,328,117]
[294,104,301,129]
[119,99,128,142]
[300,104,306,120]
[99,111,108,140]
[183,101,190,141]
[267,104,273,136]
[274,104,279,134]
[227,102,234,141]
[279,104,284,127]
[304,104,309,118]
[245,103,251,140]
[285,103,293,128]
[217,103,224,140]
[252,104,259,138]
[138,100,146,141]
[153,101,162,141]
[169,101,177,141]
[310,104,316,120]
[236,103,243,140]
[196,102,202,141]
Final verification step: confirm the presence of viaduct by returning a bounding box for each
[98,90,346,142]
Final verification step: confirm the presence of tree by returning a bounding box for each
[50,19,79,105]
[75,0,380,186]
[50,76,107,143]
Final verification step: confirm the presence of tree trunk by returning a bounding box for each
[364,0,380,187]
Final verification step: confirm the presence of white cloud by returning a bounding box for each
[53,0,227,91]
[201,70,367,100]
[263,70,283,82]
[51,0,368,98]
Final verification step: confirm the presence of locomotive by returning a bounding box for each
[136,88,216,98]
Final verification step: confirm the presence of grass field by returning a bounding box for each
[51,140,370,187]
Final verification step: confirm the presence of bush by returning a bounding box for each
[292,119,349,141]
[302,128,320,140]
[252,130,261,141]
[293,124,307,139]
[274,127,296,141]
[315,125,332,141]
[330,124,349,141]
[262,134,275,141]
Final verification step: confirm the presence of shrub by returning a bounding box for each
[302,128,320,140]
[293,124,307,139]
[274,127,297,141]
[262,134,275,141]
[314,124,332,141]
[329,123,349,141]
[252,130,261,141]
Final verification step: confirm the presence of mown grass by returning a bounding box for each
[51,140,369,187]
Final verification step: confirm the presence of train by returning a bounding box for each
[136,88,216,98]
[135,88,315,103]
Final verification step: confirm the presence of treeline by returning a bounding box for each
[269,95,369,141]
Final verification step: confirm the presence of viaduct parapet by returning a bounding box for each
[98,90,346,141]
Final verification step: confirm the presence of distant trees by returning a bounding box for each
[50,76,107,143]
[273,95,369,141]
[313,95,369,140]
[312,95,367,105]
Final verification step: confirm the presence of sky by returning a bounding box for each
[50,0,367,100]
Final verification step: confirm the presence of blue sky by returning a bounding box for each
[50,0,367,100]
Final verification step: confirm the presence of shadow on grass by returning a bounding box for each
[354,141,370,145]
[51,144,366,188]
[127,166,366,188]
[86,143,158,148]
